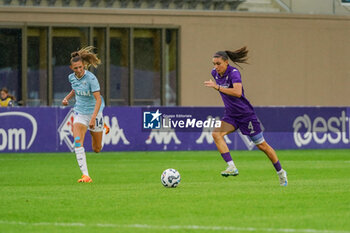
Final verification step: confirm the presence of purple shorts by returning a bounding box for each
[222,113,262,137]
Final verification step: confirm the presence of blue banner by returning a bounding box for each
[0,106,349,153]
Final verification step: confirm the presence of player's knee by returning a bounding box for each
[212,131,223,141]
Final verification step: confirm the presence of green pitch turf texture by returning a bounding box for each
[0,150,349,233]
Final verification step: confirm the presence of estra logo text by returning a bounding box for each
[293,111,350,147]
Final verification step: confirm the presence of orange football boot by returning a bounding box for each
[77,175,93,183]
[104,123,110,135]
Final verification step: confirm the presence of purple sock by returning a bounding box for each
[221,152,233,163]
[273,160,282,172]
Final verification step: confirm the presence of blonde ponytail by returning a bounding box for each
[70,46,101,68]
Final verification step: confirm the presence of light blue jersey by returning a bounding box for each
[68,70,105,115]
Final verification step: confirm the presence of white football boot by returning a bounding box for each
[277,169,288,186]
[221,165,239,177]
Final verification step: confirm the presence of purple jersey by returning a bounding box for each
[211,65,262,136]
[211,64,255,118]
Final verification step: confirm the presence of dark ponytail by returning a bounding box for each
[214,46,248,68]
[225,46,248,64]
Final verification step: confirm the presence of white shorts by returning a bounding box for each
[73,112,104,132]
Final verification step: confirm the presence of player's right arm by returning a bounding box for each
[217,82,242,98]
[62,90,75,106]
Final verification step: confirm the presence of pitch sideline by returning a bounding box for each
[0,220,349,233]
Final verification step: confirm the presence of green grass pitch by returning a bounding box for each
[0,150,349,233]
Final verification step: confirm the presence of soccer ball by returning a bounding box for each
[161,168,181,188]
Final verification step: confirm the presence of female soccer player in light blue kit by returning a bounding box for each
[204,47,288,186]
[62,46,109,183]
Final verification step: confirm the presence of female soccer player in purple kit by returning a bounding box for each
[204,46,288,186]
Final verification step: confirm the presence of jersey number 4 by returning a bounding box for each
[248,121,255,134]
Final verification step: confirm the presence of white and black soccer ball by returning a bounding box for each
[161,168,181,188]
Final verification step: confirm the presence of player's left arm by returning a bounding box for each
[89,91,102,129]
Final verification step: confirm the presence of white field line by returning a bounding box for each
[0,220,349,233]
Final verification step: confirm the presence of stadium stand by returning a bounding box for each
[4,0,350,14]
[236,0,284,13]
[2,0,350,14]
[0,0,287,12]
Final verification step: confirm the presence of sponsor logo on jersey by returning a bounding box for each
[75,90,91,96]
